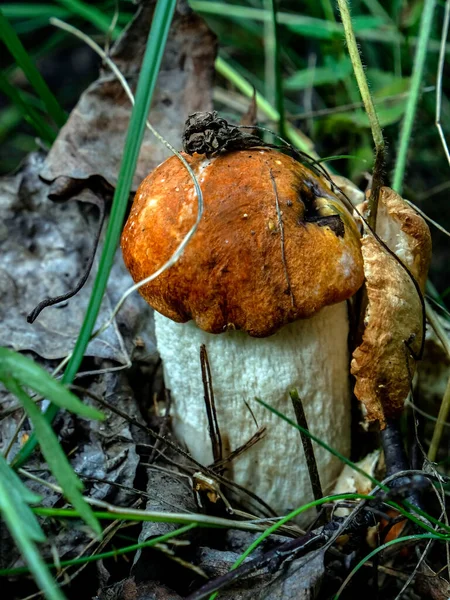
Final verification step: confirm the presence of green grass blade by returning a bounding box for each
[2,524,196,576]
[0,456,43,535]
[12,17,59,35]
[0,105,22,141]
[3,375,101,536]
[12,0,177,469]
[255,396,382,488]
[54,0,121,38]
[334,534,444,599]
[0,456,65,600]
[0,71,57,144]
[286,15,383,40]
[392,0,437,194]
[0,8,66,127]
[1,4,70,19]
[215,56,315,154]
[60,0,176,391]
[285,57,352,90]
[190,2,388,41]
[0,348,104,421]
[264,0,285,138]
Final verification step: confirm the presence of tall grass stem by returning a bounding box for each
[336,0,385,229]
[392,0,437,193]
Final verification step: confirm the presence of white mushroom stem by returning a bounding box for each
[155,303,351,518]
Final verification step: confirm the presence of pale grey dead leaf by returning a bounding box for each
[0,154,156,363]
[40,1,216,193]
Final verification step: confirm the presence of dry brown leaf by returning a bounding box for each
[333,450,380,497]
[351,187,432,427]
[40,1,217,195]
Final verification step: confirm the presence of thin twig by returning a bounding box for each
[71,385,278,518]
[27,198,106,323]
[185,524,334,600]
[289,389,323,505]
[428,377,450,462]
[200,345,223,463]
[404,198,450,238]
[425,298,450,461]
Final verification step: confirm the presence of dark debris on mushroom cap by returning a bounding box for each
[121,149,364,337]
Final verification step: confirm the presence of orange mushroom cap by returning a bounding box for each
[121,149,364,337]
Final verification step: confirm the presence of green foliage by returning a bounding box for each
[0,348,103,535]
[285,15,384,40]
[285,56,352,90]
[0,8,67,127]
[0,348,103,421]
[53,0,122,38]
[0,71,57,143]
[0,348,106,598]
[0,456,65,600]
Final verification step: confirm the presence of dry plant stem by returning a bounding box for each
[336,0,385,230]
[185,527,333,600]
[2,412,28,459]
[49,18,204,345]
[18,469,271,533]
[392,537,435,600]
[428,377,450,463]
[71,385,278,517]
[426,300,450,462]
[289,389,323,505]
[188,469,438,600]
[380,419,410,477]
[436,0,450,166]
[27,198,106,323]
[200,345,223,463]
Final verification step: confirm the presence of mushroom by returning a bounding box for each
[121,141,365,517]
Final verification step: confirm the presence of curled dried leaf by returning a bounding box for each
[333,450,380,497]
[351,187,432,427]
